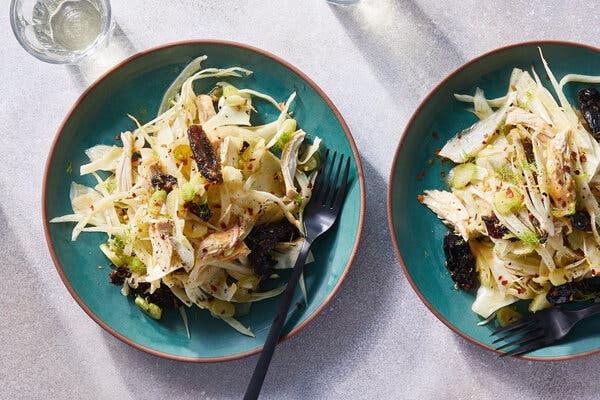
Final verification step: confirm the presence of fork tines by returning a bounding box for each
[314,150,350,210]
[490,318,546,357]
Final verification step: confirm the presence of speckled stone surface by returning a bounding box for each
[3,1,600,399]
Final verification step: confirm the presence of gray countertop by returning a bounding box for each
[3,1,600,399]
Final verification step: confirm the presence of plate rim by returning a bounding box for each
[387,40,600,362]
[42,39,366,363]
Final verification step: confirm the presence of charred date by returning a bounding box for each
[245,220,299,278]
[578,88,600,137]
[522,140,535,164]
[571,210,592,232]
[187,124,223,183]
[108,263,130,286]
[239,141,250,155]
[547,279,600,306]
[443,232,477,291]
[481,214,511,239]
[129,282,182,309]
[147,284,182,309]
[185,201,211,221]
[151,173,178,192]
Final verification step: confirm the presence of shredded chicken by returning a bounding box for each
[506,107,556,142]
[196,94,216,124]
[546,129,576,216]
[149,219,174,273]
[422,190,471,240]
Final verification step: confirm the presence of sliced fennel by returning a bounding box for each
[423,49,600,325]
[50,56,321,338]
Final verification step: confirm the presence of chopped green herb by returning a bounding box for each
[66,162,73,174]
[271,130,295,153]
[497,164,521,184]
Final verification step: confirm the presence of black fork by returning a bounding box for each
[244,150,351,399]
[490,303,600,357]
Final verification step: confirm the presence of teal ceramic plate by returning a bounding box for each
[43,41,365,362]
[388,41,600,360]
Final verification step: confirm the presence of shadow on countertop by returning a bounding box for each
[102,158,406,399]
[454,333,600,399]
[0,204,109,399]
[66,22,137,90]
[329,0,465,102]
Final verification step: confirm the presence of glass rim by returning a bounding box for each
[10,0,113,64]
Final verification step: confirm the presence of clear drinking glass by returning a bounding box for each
[10,0,112,64]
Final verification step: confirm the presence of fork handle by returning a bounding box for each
[244,238,312,400]
[572,303,600,320]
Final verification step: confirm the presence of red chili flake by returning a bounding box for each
[498,275,503,280]
[457,133,463,139]
[501,280,508,286]
[248,208,254,216]
[440,171,446,177]
[160,234,166,240]
[220,222,227,229]
[563,274,569,281]
[247,164,254,171]
[204,184,210,190]
[210,285,218,292]
[434,149,441,155]
[581,153,588,163]
[563,165,571,173]
[517,288,524,294]
[545,74,550,80]
[482,141,487,145]
[520,194,525,201]
[417,194,425,203]
[214,204,222,209]
[90,205,94,211]
[440,158,449,164]
[202,248,208,254]
[417,171,426,181]
[432,131,439,139]
[592,269,597,275]
[307,182,313,189]
[506,187,514,198]
[115,134,120,140]
[220,310,225,315]
[132,192,137,198]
